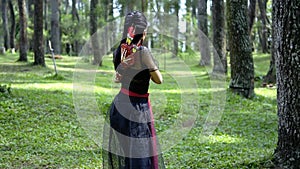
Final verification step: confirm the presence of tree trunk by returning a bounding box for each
[173,2,179,57]
[192,0,197,19]
[263,51,276,84]
[65,0,69,14]
[123,0,134,16]
[2,0,10,50]
[198,0,211,66]
[248,0,256,51]
[90,0,97,42]
[109,0,115,47]
[44,0,48,31]
[51,0,61,54]
[186,0,192,50]
[27,0,34,51]
[28,0,34,19]
[263,0,276,84]
[227,0,255,98]
[248,0,256,34]
[72,0,80,56]
[8,0,15,51]
[17,0,28,62]
[90,0,102,66]
[33,0,45,66]
[212,0,226,74]
[102,0,109,53]
[258,0,269,53]
[141,0,148,13]
[273,0,300,167]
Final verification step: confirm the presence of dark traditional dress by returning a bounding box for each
[102,47,165,169]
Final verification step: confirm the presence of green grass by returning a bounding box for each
[0,52,277,168]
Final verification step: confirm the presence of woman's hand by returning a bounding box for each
[150,70,163,84]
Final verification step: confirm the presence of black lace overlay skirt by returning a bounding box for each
[102,92,165,169]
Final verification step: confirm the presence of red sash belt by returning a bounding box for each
[120,88,149,98]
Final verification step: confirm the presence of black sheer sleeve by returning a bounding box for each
[141,47,159,72]
[113,45,121,70]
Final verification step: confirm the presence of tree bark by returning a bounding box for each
[2,0,10,50]
[248,0,256,51]
[65,0,69,14]
[90,0,102,66]
[123,0,134,16]
[258,0,269,53]
[173,1,179,57]
[198,0,211,66]
[27,0,34,51]
[263,51,276,84]
[212,0,226,74]
[71,0,80,55]
[227,0,255,98]
[273,0,300,168]
[51,0,61,54]
[192,0,197,19]
[8,0,15,51]
[263,0,276,84]
[44,0,48,31]
[186,0,192,50]
[72,0,80,22]
[248,0,256,34]
[33,0,45,66]
[18,0,28,62]
[28,0,34,19]
[141,0,148,13]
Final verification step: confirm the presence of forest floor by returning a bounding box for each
[0,52,277,168]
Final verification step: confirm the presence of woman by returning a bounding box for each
[102,11,165,169]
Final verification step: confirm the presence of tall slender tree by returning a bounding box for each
[122,0,134,16]
[33,0,45,66]
[212,0,226,74]
[51,0,61,54]
[64,0,69,14]
[227,0,255,98]
[258,0,269,53]
[141,0,148,12]
[8,0,15,51]
[71,0,80,55]
[273,0,300,167]
[17,0,28,62]
[44,0,48,32]
[263,0,276,84]
[27,0,34,19]
[185,0,192,49]
[173,1,179,57]
[198,0,211,66]
[90,0,98,40]
[27,0,34,51]
[2,0,10,50]
[248,0,256,34]
[90,0,102,66]
[248,0,257,51]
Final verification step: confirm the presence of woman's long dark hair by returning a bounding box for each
[113,11,148,70]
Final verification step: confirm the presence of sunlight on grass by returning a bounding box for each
[208,134,244,144]
[12,83,74,92]
[255,88,277,98]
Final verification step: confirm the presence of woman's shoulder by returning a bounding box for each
[139,46,149,51]
[139,46,151,56]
